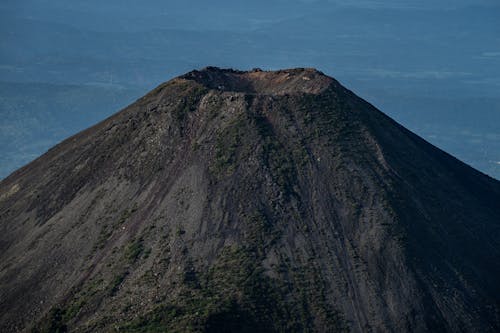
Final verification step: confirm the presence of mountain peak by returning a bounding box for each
[1,67,499,333]
[180,66,334,95]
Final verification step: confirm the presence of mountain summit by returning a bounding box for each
[180,67,334,95]
[1,67,499,332]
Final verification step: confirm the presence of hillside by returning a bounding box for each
[0,67,499,332]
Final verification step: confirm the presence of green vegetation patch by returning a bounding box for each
[31,308,67,333]
[210,116,247,176]
[109,271,129,296]
[251,113,297,196]
[31,279,105,332]
[117,305,183,333]
[124,238,144,263]
[114,244,288,332]
[172,83,208,123]
[93,204,138,251]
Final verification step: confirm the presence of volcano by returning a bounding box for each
[1,67,499,332]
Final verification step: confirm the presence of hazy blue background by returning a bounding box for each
[1,0,499,179]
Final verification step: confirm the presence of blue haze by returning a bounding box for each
[1,0,499,179]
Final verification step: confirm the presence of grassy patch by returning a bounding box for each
[252,113,297,196]
[109,271,129,296]
[31,308,67,333]
[116,305,183,333]
[210,116,247,176]
[93,204,138,251]
[172,84,208,124]
[124,238,144,263]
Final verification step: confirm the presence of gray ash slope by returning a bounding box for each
[0,67,499,332]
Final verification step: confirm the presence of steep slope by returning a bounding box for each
[0,67,499,333]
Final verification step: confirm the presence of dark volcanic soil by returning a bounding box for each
[1,67,499,332]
